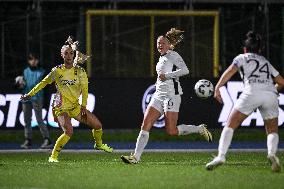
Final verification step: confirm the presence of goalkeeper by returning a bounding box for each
[21,36,113,162]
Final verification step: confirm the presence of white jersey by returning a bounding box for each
[154,50,189,98]
[232,53,279,94]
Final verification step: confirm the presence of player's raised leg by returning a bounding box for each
[121,106,161,164]
[206,109,247,170]
[49,113,72,163]
[163,96,212,141]
[177,123,212,142]
[265,118,281,172]
[75,107,113,153]
[164,112,212,141]
[164,111,179,136]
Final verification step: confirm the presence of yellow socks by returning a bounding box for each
[92,128,103,146]
[50,133,70,159]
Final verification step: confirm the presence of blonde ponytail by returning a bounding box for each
[164,28,184,49]
[62,36,90,66]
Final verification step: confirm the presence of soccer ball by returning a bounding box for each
[194,79,214,99]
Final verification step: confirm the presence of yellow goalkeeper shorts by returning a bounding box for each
[53,105,81,118]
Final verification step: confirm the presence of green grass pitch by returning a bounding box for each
[0,152,283,189]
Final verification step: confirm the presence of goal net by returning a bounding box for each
[86,10,219,78]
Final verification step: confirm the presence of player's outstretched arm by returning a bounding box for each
[80,69,88,107]
[214,64,238,104]
[26,69,55,98]
[80,70,88,122]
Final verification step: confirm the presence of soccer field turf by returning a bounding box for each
[0,152,283,189]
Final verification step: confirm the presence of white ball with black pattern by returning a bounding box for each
[194,79,214,99]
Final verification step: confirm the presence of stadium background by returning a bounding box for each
[1,2,284,189]
[0,0,283,130]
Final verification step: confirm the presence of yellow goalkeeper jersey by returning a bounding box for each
[28,64,88,109]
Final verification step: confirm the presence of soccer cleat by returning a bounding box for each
[267,155,281,172]
[121,154,139,164]
[48,157,59,163]
[94,143,113,153]
[199,124,213,142]
[205,156,226,171]
[40,138,53,149]
[20,139,32,149]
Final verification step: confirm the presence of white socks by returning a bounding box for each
[218,127,234,158]
[134,130,149,161]
[267,132,279,156]
[133,125,202,161]
[216,128,279,158]
[177,124,201,135]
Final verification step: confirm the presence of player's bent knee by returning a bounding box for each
[87,114,102,129]
[141,122,152,131]
[266,126,278,134]
[95,122,102,129]
[64,127,73,137]
[264,118,278,134]
[65,130,73,137]
[88,119,102,130]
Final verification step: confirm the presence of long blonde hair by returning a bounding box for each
[164,28,184,49]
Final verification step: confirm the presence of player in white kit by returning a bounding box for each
[121,28,212,164]
[206,31,284,172]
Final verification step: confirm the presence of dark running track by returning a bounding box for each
[0,141,284,150]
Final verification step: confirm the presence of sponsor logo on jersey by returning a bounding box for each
[61,79,77,86]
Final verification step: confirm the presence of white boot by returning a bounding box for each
[205,156,226,171]
[267,154,281,172]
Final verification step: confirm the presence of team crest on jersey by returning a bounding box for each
[142,84,165,128]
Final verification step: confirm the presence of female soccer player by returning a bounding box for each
[121,28,212,164]
[206,31,283,172]
[21,37,113,162]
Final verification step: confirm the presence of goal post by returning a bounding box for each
[86,10,219,78]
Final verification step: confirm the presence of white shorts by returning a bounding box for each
[148,95,181,114]
[234,91,279,120]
